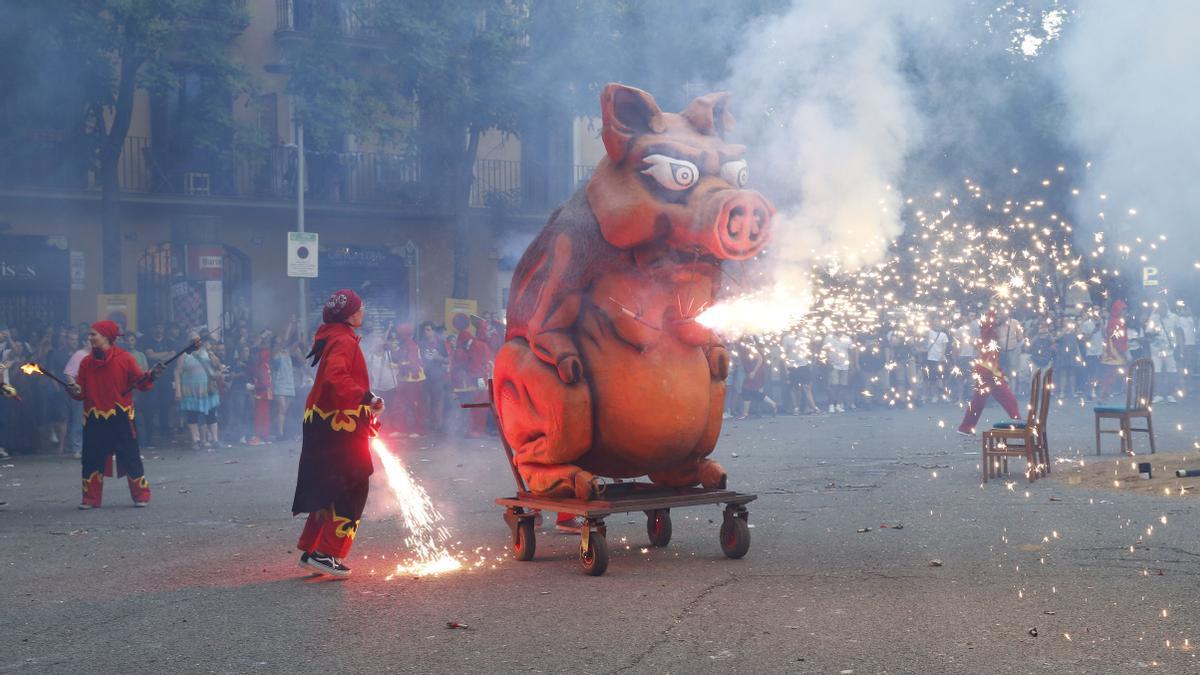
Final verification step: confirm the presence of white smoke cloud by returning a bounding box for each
[701,2,950,337]
[1056,0,1200,279]
[727,2,927,276]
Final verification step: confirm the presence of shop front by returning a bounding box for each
[0,234,71,331]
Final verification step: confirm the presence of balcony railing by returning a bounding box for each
[0,135,594,214]
[275,0,379,40]
[470,158,595,209]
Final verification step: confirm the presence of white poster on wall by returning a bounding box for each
[288,232,318,278]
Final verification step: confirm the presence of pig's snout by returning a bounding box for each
[711,190,773,260]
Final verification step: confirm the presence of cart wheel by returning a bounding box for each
[646,509,672,547]
[580,531,609,576]
[512,519,536,561]
[719,516,751,559]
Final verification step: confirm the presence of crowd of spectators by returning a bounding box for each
[2,300,1196,458]
[0,310,508,458]
[725,301,1199,419]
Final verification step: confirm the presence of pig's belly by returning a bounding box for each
[576,310,712,478]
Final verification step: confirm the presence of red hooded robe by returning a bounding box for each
[291,322,375,515]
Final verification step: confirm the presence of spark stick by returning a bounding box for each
[122,327,219,394]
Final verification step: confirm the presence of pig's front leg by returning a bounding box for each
[704,343,730,382]
[527,233,585,384]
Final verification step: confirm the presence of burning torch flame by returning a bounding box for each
[370,438,464,578]
[20,363,43,376]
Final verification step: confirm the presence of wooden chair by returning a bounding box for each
[982,369,1044,483]
[1094,358,1156,455]
[1036,367,1054,474]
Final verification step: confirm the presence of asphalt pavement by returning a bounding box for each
[2,397,1199,674]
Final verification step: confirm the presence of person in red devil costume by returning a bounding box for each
[449,314,492,438]
[67,321,164,508]
[957,310,1023,435]
[292,289,384,577]
[389,323,426,436]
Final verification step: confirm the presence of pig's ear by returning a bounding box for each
[600,83,665,163]
[682,92,735,138]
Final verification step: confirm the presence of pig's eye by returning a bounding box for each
[720,160,749,188]
[641,154,699,191]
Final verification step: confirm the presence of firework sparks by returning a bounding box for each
[370,438,464,578]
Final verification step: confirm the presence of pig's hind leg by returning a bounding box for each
[648,458,728,490]
[493,339,600,499]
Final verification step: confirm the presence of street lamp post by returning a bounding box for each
[296,121,308,338]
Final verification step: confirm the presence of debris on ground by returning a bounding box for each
[1028,627,1038,637]
[856,527,872,533]
[445,621,469,630]
[928,559,944,567]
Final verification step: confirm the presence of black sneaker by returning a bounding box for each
[303,551,350,577]
[298,552,310,569]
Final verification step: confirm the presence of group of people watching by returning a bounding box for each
[0,309,507,458]
[4,298,1195,457]
[728,300,1198,419]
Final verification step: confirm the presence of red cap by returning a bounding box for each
[91,320,120,343]
[322,289,363,324]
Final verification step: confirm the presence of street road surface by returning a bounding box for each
[2,400,1198,673]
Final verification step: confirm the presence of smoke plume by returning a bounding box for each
[1056,0,1200,288]
[727,3,926,274]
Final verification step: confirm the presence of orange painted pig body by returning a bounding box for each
[494,83,774,499]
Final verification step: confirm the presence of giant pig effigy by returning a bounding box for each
[494,83,774,499]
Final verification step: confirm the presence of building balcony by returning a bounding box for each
[275,0,380,42]
[0,135,594,216]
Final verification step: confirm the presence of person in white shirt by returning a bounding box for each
[63,332,90,458]
[783,333,818,414]
[1079,306,1104,399]
[823,333,854,413]
[1146,306,1178,403]
[952,316,978,405]
[1178,305,1197,396]
[923,327,951,403]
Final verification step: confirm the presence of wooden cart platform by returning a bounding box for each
[496,481,756,576]
[467,381,757,576]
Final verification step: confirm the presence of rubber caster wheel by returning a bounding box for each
[720,516,750,559]
[512,519,536,561]
[580,531,609,576]
[647,509,672,547]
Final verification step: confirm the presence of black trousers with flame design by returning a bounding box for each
[81,409,145,480]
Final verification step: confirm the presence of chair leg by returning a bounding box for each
[981,437,988,484]
[1041,432,1050,475]
[1146,415,1156,454]
[1094,414,1102,456]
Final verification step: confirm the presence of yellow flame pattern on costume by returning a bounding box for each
[83,403,134,424]
[303,404,370,433]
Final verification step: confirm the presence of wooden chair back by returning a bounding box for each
[1025,369,1042,426]
[1037,368,1053,430]
[1126,358,1154,411]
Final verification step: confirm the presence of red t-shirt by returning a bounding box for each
[73,346,153,417]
